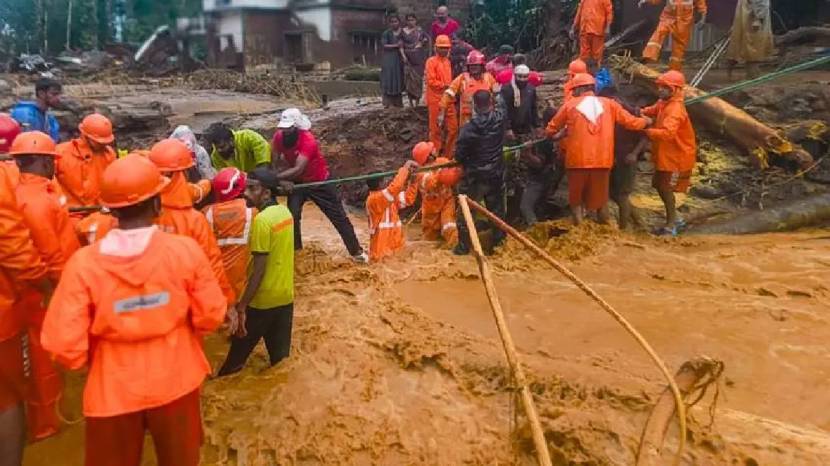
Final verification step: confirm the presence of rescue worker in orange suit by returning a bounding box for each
[641,70,697,236]
[640,0,708,71]
[546,73,651,225]
[424,35,456,159]
[571,0,613,69]
[438,50,499,159]
[148,139,236,308]
[366,160,419,262]
[203,168,257,299]
[404,142,458,247]
[0,122,51,466]
[563,59,588,104]
[9,132,81,443]
[41,154,227,466]
[0,114,22,184]
[55,113,117,213]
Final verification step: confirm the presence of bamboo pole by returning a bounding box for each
[457,195,553,466]
[464,197,687,465]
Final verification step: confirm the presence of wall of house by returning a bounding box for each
[392,0,471,27]
[203,0,289,12]
[242,10,293,68]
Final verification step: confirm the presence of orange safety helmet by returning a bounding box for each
[213,167,247,202]
[411,141,435,166]
[148,138,194,171]
[0,114,21,153]
[568,59,588,76]
[435,34,452,49]
[466,50,486,66]
[100,153,170,208]
[571,73,596,89]
[656,70,686,90]
[9,131,58,157]
[79,113,115,145]
[437,163,462,187]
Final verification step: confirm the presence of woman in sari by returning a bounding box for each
[401,13,431,108]
[380,15,405,108]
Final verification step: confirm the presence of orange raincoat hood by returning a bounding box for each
[161,171,193,209]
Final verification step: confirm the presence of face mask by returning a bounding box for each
[283,130,300,147]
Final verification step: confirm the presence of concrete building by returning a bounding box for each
[203,0,471,71]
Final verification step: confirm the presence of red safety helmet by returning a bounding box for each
[466,50,486,66]
[9,131,58,157]
[435,35,452,49]
[149,138,194,171]
[213,167,247,202]
[0,114,21,154]
[656,70,686,90]
[571,73,596,89]
[100,154,169,208]
[411,141,435,166]
[568,59,588,76]
[79,113,115,144]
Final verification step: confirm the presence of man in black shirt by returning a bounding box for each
[454,90,507,255]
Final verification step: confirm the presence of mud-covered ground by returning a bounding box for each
[16,67,830,465]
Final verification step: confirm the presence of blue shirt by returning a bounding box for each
[10,101,60,142]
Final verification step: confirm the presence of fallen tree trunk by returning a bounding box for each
[637,357,724,466]
[609,56,813,170]
[690,193,830,235]
[775,26,830,46]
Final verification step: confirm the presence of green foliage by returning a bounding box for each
[465,0,579,53]
[0,0,202,55]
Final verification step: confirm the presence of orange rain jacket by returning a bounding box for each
[441,72,499,128]
[642,93,697,172]
[189,179,212,205]
[425,55,458,158]
[574,0,613,36]
[404,163,458,245]
[41,230,226,417]
[203,198,256,299]
[0,163,48,341]
[15,172,81,439]
[546,93,648,169]
[643,0,708,70]
[75,210,118,246]
[367,167,410,262]
[55,138,117,209]
[157,172,235,304]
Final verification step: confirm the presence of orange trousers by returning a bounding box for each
[18,293,62,442]
[643,19,692,70]
[85,389,203,466]
[429,103,458,159]
[421,197,458,246]
[579,33,605,64]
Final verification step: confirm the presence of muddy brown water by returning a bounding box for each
[24,203,830,465]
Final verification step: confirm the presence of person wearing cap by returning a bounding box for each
[439,50,499,158]
[203,168,257,299]
[217,168,295,376]
[546,73,651,225]
[571,0,613,69]
[495,54,543,88]
[55,113,117,211]
[9,131,80,442]
[500,64,543,225]
[365,160,419,262]
[403,142,458,247]
[486,45,515,76]
[41,154,227,466]
[425,35,456,158]
[149,139,236,308]
[10,78,62,142]
[205,122,271,172]
[271,108,367,263]
[642,70,697,236]
[0,131,52,466]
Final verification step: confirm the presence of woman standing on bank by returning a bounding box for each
[401,13,431,108]
[380,15,405,108]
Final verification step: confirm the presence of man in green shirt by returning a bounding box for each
[217,169,294,376]
[205,123,271,172]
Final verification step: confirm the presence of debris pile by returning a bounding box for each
[183,69,321,104]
